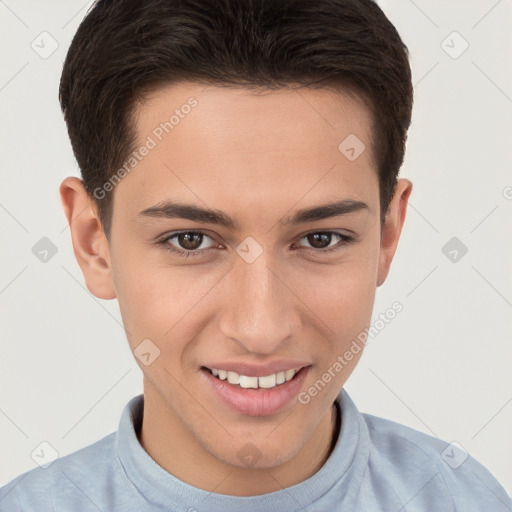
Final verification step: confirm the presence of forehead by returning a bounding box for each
[135,81,374,148]
[115,81,378,215]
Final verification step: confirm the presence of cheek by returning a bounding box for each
[296,258,377,407]
[297,251,378,329]
[110,247,169,347]
[294,246,379,395]
[112,250,223,352]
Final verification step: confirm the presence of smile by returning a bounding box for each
[206,367,298,390]
[200,365,311,416]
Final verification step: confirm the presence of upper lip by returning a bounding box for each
[202,359,311,377]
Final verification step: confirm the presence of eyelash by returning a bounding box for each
[156,230,355,259]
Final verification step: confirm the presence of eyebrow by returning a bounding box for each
[138,199,369,229]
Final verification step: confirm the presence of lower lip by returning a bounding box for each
[200,366,311,417]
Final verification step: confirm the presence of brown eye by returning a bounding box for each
[296,231,355,253]
[305,232,334,249]
[176,232,204,250]
[159,231,216,256]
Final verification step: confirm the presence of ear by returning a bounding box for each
[59,177,117,299]
[377,178,413,287]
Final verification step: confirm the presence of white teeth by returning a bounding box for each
[227,371,240,385]
[285,369,296,381]
[239,375,258,389]
[208,367,299,389]
[258,374,276,389]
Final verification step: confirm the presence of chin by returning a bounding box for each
[210,436,299,471]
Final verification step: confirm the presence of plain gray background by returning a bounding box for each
[1,0,511,494]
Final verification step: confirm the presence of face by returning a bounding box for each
[61,81,411,475]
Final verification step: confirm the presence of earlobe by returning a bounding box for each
[59,177,117,300]
[376,178,413,287]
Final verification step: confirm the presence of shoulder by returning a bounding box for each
[361,412,512,511]
[0,432,117,512]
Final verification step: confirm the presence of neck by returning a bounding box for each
[138,384,341,496]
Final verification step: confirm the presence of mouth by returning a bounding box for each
[202,366,302,390]
[200,365,311,416]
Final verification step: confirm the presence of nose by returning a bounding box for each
[219,252,300,355]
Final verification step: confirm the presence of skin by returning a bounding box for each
[60,82,412,496]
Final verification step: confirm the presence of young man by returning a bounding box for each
[1,0,510,510]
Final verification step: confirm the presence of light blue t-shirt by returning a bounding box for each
[1,389,510,511]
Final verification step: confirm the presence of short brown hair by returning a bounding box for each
[59,0,413,239]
